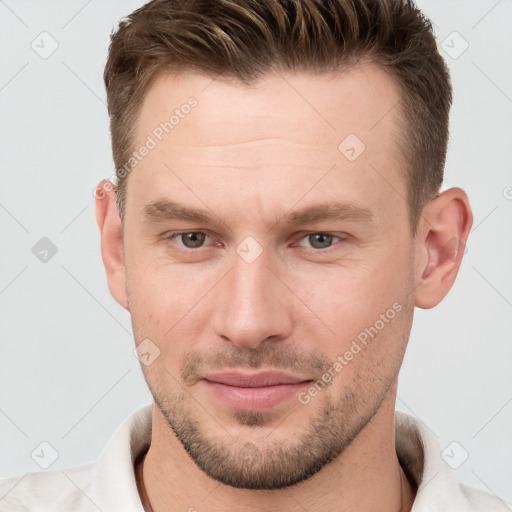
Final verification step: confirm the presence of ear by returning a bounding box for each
[414,187,473,309]
[95,179,129,310]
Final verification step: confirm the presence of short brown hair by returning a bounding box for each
[104,0,451,235]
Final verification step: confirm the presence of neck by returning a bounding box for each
[135,389,417,512]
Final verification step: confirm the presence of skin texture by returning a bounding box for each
[96,64,472,512]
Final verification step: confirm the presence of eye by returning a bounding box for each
[297,233,341,249]
[171,231,209,248]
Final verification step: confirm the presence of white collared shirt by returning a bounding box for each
[0,405,506,511]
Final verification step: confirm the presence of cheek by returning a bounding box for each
[300,266,397,316]
[294,250,412,351]
[126,246,202,314]
[126,260,218,371]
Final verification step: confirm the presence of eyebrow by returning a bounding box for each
[285,202,374,225]
[143,200,214,224]
[142,200,374,226]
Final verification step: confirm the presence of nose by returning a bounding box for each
[211,251,294,350]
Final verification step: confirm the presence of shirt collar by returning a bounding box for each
[92,404,152,510]
[90,405,473,511]
[395,410,472,511]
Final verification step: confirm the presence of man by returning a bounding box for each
[0,0,506,510]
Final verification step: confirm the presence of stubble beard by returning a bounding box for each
[150,373,394,490]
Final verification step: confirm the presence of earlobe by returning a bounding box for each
[95,179,129,310]
[414,188,473,309]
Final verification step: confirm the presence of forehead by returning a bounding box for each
[136,64,402,149]
[127,64,407,228]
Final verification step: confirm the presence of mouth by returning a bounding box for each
[202,370,312,412]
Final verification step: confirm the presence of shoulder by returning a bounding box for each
[459,483,508,512]
[0,463,95,511]
[0,405,152,512]
[395,411,507,512]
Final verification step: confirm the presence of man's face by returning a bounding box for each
[122,65,418,489]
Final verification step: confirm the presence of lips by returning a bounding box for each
[202,370,312,412]
[204,370,309,387]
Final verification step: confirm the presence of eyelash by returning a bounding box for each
[163,231,347,251]
[165,231,214,247]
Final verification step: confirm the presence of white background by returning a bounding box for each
[0,0,511,507]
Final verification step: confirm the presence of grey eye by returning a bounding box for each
[180,232,207,248]
[307,233,334,249]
